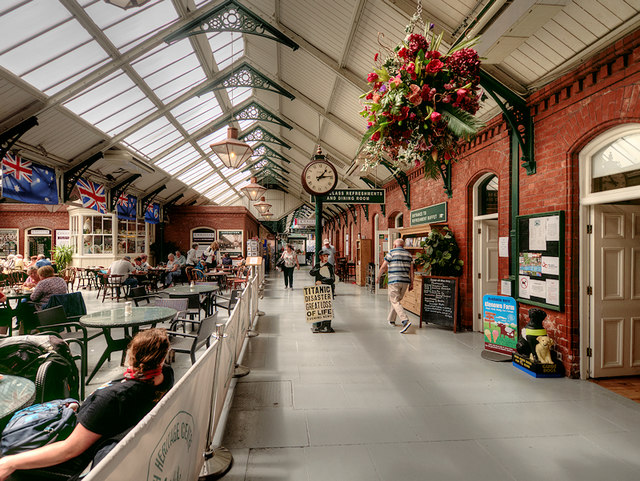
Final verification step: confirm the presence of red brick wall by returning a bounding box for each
[324,29,640,377]
[0,204,69,255]
[164,205,260,255]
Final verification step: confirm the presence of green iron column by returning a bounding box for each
[315,197,323,264]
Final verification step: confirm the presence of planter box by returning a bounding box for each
[512,353,563,378]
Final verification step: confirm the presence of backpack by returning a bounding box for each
[0,335,80,402]
[0,398,79,456]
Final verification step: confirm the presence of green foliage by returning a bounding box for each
[414,227,463,277]
[53,245,74,270]
[440,107,484,141]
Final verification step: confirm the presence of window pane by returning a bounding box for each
[592,133,640,193]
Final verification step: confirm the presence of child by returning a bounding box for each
[309,249,335,333]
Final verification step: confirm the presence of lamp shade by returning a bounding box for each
[253,196,272,214]
[240,177,267,201]
[104,0,152,8]
[261,211,274,219]
[210,127,254,169]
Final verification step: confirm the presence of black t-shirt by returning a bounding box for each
[78,365,174,438]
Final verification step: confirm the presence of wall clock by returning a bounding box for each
[301,158,338,196]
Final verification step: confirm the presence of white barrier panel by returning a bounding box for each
[84,338,221,481]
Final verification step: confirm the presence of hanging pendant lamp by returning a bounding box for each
[103,0,152,8]
[253,196,272,214]
[261,211,274,219]
[240,177,267,201]
[210,127,254,169]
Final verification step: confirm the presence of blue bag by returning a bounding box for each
[0,398,79,456]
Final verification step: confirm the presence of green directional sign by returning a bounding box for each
[311,189,385,204]
[410,202,447,226]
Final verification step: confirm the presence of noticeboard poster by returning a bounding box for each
[516,211,564,311]
[303,285,333,323]
[483,295,517,355]
[217,230,243,256]
[0,228,18,256]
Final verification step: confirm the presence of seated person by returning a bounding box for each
[163,254,181,288]
[221,253,233,268]
[22,266,41,289]
[15,265,67,333]
[14,254,24,270]
[139,254,151,271]
[0,329,174,481]
[26,256,38,269]
[107,256,138,296]
[35,254,52,269]
[174,250,187,268]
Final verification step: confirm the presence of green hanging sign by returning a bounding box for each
[311,189,385,204]
[410,202,447,226]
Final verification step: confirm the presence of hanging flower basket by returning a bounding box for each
[359,15,484,178]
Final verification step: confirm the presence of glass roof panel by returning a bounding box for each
[0,1,71,55]
[227,86,252,106]
[64,70,133,115]
[79,83,147,126]
[90,0,177,51]
[137,130,184,158]
[227,171,249,185]
[204,182,231,198]
[215,190,237,204]
[197,127,228,152]
[193,174,222,193]
[97,98,157,136]
[122,117,172,145]
[0,19,92,84]
[178,161,213,184]
[208,33,244,70]
[28,42,111,94]
[154,145,201,174]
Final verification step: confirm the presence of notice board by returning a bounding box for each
[420,276,458,331]
[515,211,564,311]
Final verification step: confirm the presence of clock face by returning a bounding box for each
[301,160,338,196]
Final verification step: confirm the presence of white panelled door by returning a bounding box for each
[591,205,640,378]
[474,219,499,331]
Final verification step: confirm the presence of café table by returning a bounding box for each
[80,306,177,385]
[3,291,33,335]
[164,284,216,317]
[0,374,36,423]
[204,271,227,292]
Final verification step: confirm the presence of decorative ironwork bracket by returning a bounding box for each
[381,160,410,209]
[251,143,290,163]
[243,158,290,173]
[439,162,453,198]
[63,152,104,202]
[194,62,295,100]
[109,174,141,212]
[164,0,299,51]
[235,102,292,130]
[141,185,167,213]
[359,176,378,189]
[239,126,291,149]
[361,204,369,221]
[0,117,38,162]
[254,166,287,183]
[347,204,357,223]
[481,71,535,175]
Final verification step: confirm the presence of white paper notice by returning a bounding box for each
[546,216,560,241]
[519,275,530,299]
[501,279,511,297]
[529,218,547,251]
[530,279,547,299]
[546,279,559,305]
[499,237,509,257]
[541,256,559,275]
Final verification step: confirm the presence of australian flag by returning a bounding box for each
[1,153,58,205]
[77,178,107,214]
[117,193,137,221]
[144,202,160,224]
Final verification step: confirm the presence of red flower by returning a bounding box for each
[371,131,381,141]
[425,59,444,74]
[367,72,379,83]
[398,47,408,59]
[431,111,442,123]
[389,74,402,88]
[456,88,468,102]
[426,50,441,59]
[406,33,429,57]
[374,53,379,62]
[365,92,373,100]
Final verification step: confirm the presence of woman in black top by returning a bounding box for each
[0,328,173,481]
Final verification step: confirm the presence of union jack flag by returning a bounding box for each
[77,178,107,214]
[2,153,32,183]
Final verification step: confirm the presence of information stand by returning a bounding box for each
[303,285,333,323]
[420,276,458,331]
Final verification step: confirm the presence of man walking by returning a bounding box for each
[377,238,414,333]
[322,239,336,266]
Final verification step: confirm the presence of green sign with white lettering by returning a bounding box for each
[410,202,447,226]
[311,189,385,204]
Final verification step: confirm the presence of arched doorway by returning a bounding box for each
[472,174,499,332]
[580,124,640,378]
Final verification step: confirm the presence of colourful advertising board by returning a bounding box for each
[483,295,517,355]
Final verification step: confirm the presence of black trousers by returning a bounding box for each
[282,266,294,287]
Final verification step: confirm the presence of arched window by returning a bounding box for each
[477,175,498,216]
[395,213,403,228]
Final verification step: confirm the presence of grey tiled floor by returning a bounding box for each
[221,269,640,481]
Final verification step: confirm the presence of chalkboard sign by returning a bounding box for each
[420,275,458,331]
[515,210,564,311]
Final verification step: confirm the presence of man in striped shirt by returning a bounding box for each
[377,238,414,333]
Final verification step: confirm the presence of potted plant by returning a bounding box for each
[414,227,463,276]
[53,245,74,271]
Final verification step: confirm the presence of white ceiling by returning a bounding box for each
[0,0,638,219]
